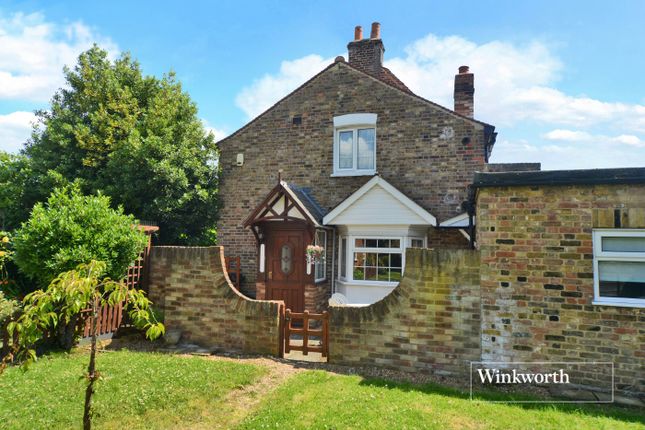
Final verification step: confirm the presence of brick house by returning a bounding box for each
[218,23,524,310]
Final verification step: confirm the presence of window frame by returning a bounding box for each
[332,113,377,177]
[592,229,645,308]
[314,229,327,283]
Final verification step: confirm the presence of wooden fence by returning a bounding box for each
[79,225,157,338]
[224,256,241,289]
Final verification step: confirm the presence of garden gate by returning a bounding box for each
[282,309,329,360]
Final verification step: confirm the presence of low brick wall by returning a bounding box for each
[477,184,645,397]
[329,248,481,376]
[148,246,282,355]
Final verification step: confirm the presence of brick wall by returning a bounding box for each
[218,62,489,296]
[148,246,282,355]
[329,248,481,376]
[477,184,645,396]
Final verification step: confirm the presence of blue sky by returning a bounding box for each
[1,1,644,169]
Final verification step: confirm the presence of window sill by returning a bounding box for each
[336,279,399,288]
[331,170,376,177]
[592,300,644,309]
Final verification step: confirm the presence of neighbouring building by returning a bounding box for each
[217,22,540,310]
[474,167,645,396]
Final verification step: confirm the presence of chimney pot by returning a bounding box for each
[458,65,470,74]
[354,26,363,41]
[370,22,381,39]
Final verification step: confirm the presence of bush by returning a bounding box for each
[12,185,147,289]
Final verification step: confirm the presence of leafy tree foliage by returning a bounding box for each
[25,45,219,244]
[12,185,147,289]
[4,260,164,430]
[0,151,68,232]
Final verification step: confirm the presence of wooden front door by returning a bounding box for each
[265,228,306,312]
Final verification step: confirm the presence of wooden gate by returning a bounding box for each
[283,309,328,359]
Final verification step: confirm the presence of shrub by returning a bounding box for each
[12,185,147,289]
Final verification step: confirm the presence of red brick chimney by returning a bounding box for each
[454,65,474,118]
[348,22,384,75]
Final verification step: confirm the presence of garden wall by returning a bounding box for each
[329,248,481,376]
[148,246,282,355]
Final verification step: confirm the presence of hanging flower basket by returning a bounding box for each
[306,245,325,264]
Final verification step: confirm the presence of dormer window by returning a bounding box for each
[332,113,377,176]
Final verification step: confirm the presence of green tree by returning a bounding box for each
[25,45,219,244]
[0,151,68,231]
[5,260,164,430]
[12,184,147,290]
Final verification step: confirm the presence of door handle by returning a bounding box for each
[268,271,273,280]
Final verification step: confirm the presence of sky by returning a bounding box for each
[1,1,644,170]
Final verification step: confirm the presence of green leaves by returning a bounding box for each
[3,260,164,372]
[12,184,147,289]
[24,45,220,245]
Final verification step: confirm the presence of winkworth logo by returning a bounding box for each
[477,368,570,384]
[470,361,614,403]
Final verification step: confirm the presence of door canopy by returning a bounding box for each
[243,180,326,243]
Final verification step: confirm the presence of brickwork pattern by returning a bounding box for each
[148,246,282,355]
[477,184,645,396]
[218,62,488,296]
[329,248,481,376]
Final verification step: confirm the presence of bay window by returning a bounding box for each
[338,235,425,284]
[314,230,327,282]
[592,229,645,308]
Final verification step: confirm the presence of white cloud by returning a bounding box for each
[201,119,228,142]
[235,54,333,119]
[232,32,645,169]
[0,11,118,101]
[543,129,594,141]
[491,137,645,169]
[543,128,645,148]
[0,111,35,153]
[384,34,645,133]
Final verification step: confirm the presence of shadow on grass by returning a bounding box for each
[358,377,645,426]
[102,335,645,426]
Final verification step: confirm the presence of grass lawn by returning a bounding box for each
[0,350,265,430]
[0,351,643,430]
[241,371,645,430]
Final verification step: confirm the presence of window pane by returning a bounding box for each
[390,239,401,248]
[365,266,378,281]
[390,268,402,282]
[353,267,365,280]
[340,238,347,278]
[391,253,402,268]
[599,261,645,299]
[366,239,378,248]
[377,268,389,281]
[365,253,377,266]
[377,253,390,267]
[355,238,365,247]
[377,239,389,248]
[602,236,645,253]
[339,131,354,169]
[280,245,292,274]
[357,128,375,170]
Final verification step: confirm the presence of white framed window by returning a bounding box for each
[339,237,348,280]
[314,230,327,282]
[353,238,402,282]
[332,113,377,176]
[592,229,645,308]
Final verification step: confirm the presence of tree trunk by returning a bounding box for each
[83,297,99,430]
